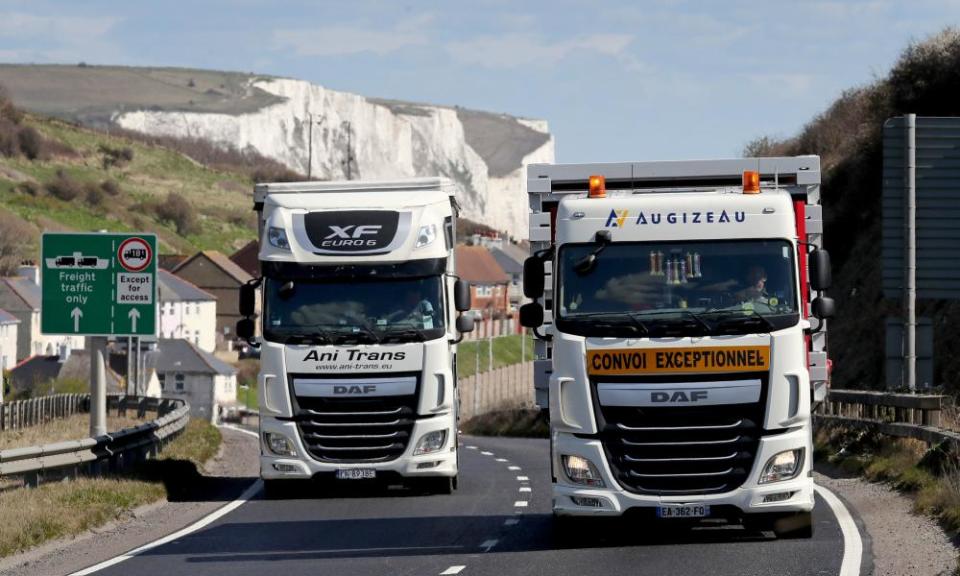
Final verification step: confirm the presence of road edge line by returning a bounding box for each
[815,484,864,576]
[68,424,262,575]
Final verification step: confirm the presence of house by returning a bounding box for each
[0,269,84,362]
[490,243,527,306]
[8,348,122,397]
[172,251,257,350]
[159,254,189,271]
[159,270,218,353]
[229,239,260,278]
[0,308,19,373]
[144,339,237,423]
[455,245,511,318]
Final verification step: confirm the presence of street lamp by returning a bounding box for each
[306,112,326,179]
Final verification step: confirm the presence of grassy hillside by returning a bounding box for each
[0,90,299,269]
[746,28,960,390]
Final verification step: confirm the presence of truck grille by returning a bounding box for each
[290,375,418,463]
[592,375,766,496]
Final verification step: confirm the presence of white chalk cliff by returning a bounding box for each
[114,78,554,238]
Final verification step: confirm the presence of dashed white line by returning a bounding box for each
[519,487,531,493]
[495,458,508,462]
[480,451,494,456]
[466,446,478,450]
[479,539,498,552]
[516,476,529,482]
[504,518,520,526]
[508,465,521,471]
[440,566,466,575]
[514,500,529,508]
[815,485,864,576]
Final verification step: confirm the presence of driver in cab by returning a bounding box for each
[736,266,772,306]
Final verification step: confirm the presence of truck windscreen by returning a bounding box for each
[557,239,799,337]
[264,276,445,344]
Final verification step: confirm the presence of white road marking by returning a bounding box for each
[479,539,498,552]
[466,446,478,450]
[508,466,521,471]
[441,567,466,575]
[516,476,529,481]
[815,485,863,576]
[519,487,531,493]
[495,458,508,462]
[514,500,529,508]
[480,451,494,456]
[69,424,262,575]
[504,518,519,526]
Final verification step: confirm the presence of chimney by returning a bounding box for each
[58,343,71,363]
[17,261,39,286]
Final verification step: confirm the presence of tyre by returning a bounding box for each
[418,476,454,495]
[772,511,814,539]
[262,478,290,500]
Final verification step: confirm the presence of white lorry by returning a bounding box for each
[520,157,833,537]
[237,178,475,496]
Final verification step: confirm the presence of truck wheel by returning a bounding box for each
[262,479,291,500]
[772,511,814,539]
[418,477,454,495]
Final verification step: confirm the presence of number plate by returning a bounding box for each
[336,468,377,480]
[657,504,710,519]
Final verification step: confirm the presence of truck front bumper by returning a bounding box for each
[552,426,814,517]
[259,415,457,480]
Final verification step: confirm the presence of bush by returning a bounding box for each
[45,170,83,202]
[84,183,105,206]
[100,179,120,196]
[99,144,134,169]
[16,126,43,160]
[0,211,38,275]
[154,192,200,236]
[15,181,41,197]
[0,85,23,125]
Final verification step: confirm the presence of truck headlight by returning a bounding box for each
[759,448,804,484]
[268,226,290,250]
[265,432,296,456]
[416,224,437,248]
[562,454,605,487]
[414,430,447,455]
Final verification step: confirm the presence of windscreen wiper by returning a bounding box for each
[563,311,649,336]
[379,328,427,343]
[704,308,777,332]
[629,309,714,333]
[282,333,332,345]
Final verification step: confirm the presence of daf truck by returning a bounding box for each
[237,178,475,496]
[519,158,834,537]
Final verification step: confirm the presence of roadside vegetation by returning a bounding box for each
[0,413,146,451]
[458,333,534,378]
[461,408,548,438]
[235,358,259,410]
[816,425,960,547]
[0,418,222,558]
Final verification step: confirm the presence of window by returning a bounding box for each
[175,373,185,391]
[158,373,165,390]
[184,303,190,316]
[194,331,200,345]
[476,285,492,297]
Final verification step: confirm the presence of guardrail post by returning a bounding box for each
[24,471,39,488]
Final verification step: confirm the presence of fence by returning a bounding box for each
[0,396,190,487]
[462,317,519,341]
[0,394,89,431]
[814,389,960,449]
[458,361,535,421]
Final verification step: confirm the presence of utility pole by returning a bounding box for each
[306,112,326,180]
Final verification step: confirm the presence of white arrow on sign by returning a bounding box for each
[70,307,82,332]
[128,308,140,332]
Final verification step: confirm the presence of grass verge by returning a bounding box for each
[0,414,148,451]
[0,418,222,558]
[458,333,534,378]
[461,408,548,438]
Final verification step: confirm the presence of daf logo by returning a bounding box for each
[324,225,383,240]
[334,385,377,395]
[651,390,708,403]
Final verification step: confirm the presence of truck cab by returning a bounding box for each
[521,158,833,537]
[239,178,475,495]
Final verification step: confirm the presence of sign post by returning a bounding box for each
[40,233,158,435]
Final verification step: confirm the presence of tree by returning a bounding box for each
[0,211,37,275]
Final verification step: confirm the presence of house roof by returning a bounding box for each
[491,247,523,276]
[229,239,260,278]
[9,351,122,393]
[0,277,41,310]
[148,338,237,376]
[159,254,189,271]
[159,269,216,302]
[0,308,19,324]
[455,245,510,285]
[174,250,253,284]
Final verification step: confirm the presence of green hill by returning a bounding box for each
[747,28,960,390]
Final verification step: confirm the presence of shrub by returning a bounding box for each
[154,192,200,236]
[100,179,120,196]
[45,170,83,202]
[0,85,23,125]
[99,144,135,169]
[84,183,105,206]
[15,181,41,196]
[16,126,44,160]
[0,211,38,275]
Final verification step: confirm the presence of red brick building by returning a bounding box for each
[455,245,511,319]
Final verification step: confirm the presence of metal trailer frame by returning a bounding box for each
[525,156,828,408]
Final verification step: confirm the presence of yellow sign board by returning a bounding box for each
[587,346,770,376]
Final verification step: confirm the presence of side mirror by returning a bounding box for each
[236,318,255,340]
[519,302,544,328]
[456,314,475,334]
[809,249,832,291]
[811,296,836,320]
[454,279,472,312]
[523,257,544,298]
[239,283,257,317]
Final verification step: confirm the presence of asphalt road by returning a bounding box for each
[80,435,859,576]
